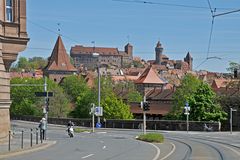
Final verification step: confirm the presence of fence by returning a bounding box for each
[12,115,223,131]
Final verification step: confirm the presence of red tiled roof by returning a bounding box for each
[45,36,77,72]
[135,66,166,84]
[71,45,121,56]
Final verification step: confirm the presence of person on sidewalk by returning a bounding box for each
[39,117,47,140]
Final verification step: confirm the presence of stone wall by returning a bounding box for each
[0,109,10,141]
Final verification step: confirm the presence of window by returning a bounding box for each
[6,0,13,22]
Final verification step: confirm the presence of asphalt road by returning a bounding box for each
[5,121,240,160]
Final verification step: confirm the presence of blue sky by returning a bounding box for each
[20,0,240,72]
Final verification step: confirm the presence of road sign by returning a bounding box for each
[95,107,103,116]
[35,92,53,97]
[96,122,102,128]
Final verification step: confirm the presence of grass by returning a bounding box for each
[73,128,91,133]
[136,133,164,143]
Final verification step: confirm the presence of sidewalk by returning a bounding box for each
[0,122,56,159]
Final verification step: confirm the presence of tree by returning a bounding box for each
[168,74,201,119]
[226,61,240,73]
[187,82,227,121]
[102,93,133,119]
[60,75,89,102]
[166,74,227,122]
[10,78,71,117]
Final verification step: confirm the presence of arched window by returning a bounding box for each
[6,0,13,22]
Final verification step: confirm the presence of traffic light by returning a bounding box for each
[46,98,49,112]
[143,101,150,111]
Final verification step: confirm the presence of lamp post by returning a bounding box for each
[92,52,101,124]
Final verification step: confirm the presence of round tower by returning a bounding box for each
[155,41,163,65]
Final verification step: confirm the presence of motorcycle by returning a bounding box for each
[67,126,74,138]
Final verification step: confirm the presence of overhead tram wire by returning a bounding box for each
[27,20,80,44]
[112,0,235,10]
[196,1,240,69]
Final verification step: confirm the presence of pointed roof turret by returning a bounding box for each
[156,41,162,48]
[135,65,166,84]
[185,52,192,60]
[45,36,77,72]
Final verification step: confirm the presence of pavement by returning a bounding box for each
[0,121,56,159]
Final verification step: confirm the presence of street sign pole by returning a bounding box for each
[143,96,146,135]
[44,77,48,139]
[184,102,190,133]
[230,107,237,134]
[92,103,95,133]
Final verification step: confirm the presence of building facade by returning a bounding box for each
[0,0,29,141]
[70,43,133,70]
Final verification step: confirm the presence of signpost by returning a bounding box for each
[184,102,190,133]
[230,107,237,134]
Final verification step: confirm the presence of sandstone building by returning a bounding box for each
[0,0,29,141]
[70,43,133,70]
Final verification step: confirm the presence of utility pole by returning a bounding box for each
[91,103,95,133]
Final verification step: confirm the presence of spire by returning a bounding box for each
[44,36,77,72]
[156,41,162,48]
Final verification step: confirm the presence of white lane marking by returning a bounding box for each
[160,142,176,160]
[81,154,94,159]
[103,145,106,149]
[149,143,161,160]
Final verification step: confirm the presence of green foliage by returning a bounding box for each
[169,74,201,119]
[10,78,44,116]
[187,82,227,121]
[10,78,71,117]
[132,60,144,68]
[60,75,88,102]
[226,61,240,73]
[74,128,91,133]
[102,94,133,119]
[10,56,47,72]
[137,133,164,143]
[167,74,227,122]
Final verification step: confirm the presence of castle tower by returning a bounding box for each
[155,41,163,65]
[124,43,133,57]
[184,52,193,71]
[44,36,77,83]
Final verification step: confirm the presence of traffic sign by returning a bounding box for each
[35,92,53,97]
[95,107,103,116]
[96,122,102,128]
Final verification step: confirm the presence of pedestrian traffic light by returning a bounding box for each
[143,101,150,111]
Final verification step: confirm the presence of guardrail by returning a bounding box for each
[11,115,223,131]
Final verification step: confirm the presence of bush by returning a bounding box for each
[137,133,164,143]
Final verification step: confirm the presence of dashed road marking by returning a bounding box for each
[82,154,94,159]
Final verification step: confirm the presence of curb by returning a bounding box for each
[0,141,56,159]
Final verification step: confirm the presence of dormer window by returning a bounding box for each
[61,63,66,67]
[6,0,13,22]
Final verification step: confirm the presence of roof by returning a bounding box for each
[211,78,230,89]
[71,45,121,56]
[135,66,166,84]
[45,36,77,72]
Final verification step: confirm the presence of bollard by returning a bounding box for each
[30,128,33,147]
[40,130,43,144]
[36,128,38,144]
[8,131,11,151]
[21,130,24,149]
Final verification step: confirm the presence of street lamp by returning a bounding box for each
[92,52,101,124]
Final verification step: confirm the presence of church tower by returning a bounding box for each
[184,52,193,71]
[155,41,163,65]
